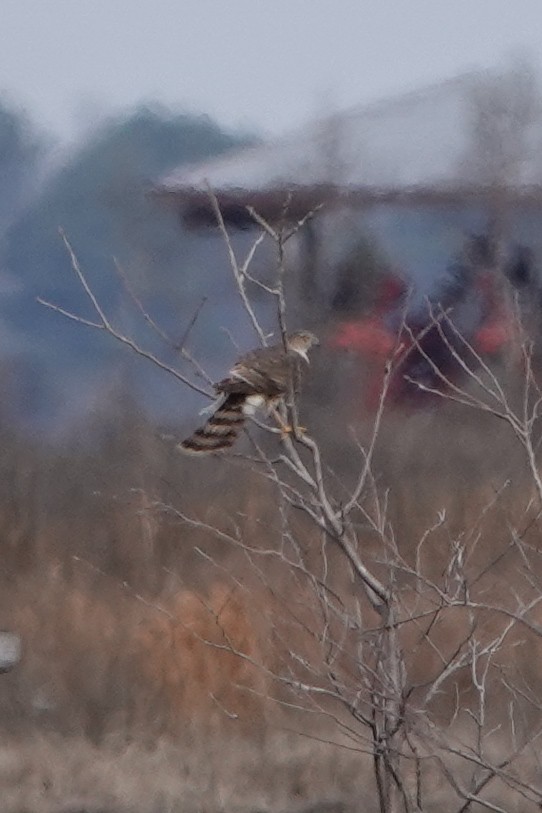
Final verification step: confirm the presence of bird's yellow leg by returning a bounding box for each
[270,406,306,438]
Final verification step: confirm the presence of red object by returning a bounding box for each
[474,322,512,355]
[329,318,396,357]
[472,271,514,355]
[375,276,408,313]
[329,268,516,413]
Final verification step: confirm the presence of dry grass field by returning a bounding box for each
[0,384,541,811]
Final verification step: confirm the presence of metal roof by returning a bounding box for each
[155,69,542,228]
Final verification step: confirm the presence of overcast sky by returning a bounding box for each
[2,0,542,142]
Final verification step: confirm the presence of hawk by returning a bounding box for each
[179,330,319,455]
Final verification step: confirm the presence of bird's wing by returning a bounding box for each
[229,343,292,397]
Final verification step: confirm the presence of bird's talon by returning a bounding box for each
[280,425,306,438]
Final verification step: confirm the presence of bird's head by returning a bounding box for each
[287,330,320,363]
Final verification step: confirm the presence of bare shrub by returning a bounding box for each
[28,190,542,813]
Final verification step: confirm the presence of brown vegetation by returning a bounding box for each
[0,384,540,809]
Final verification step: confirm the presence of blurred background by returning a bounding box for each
[1,2,542,810]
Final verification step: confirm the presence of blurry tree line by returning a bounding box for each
[0,96,255,430]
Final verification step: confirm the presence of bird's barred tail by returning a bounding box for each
[178,394,246,455]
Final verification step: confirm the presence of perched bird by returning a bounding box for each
[179,330,319,455]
